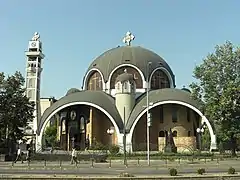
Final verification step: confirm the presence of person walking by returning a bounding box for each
[14,147,23,163]
[85,135,90,150]
[26,148,31,162]
[70,148,78,164]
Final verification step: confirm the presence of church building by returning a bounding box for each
[24,32,217,153]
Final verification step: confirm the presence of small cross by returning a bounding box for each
[123,31,135,46]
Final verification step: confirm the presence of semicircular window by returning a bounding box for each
[87,71,103,90]
[150,69,170,90]
[110,66,142,89]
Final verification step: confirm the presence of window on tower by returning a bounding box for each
[124,82,128,89]
[117,82,121,90]
[27,90,35,100]
[28,78,35,88]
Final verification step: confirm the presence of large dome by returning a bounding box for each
[86,46,175,84]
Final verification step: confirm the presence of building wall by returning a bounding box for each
[40,98,56,127]
[87,108,118,147]
[132,104,199,152]
[40,98,55,115]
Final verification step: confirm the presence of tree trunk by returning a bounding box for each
[231,134,237,157]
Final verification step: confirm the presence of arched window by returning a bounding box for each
[110,67,142,89]
[28,78,35,88]
[117,83,121,90]
[27,90,35,100]
[187,108,191,122]
[159,131,165,137]
[172,105,178,123]
[87,71,103,90]
[124,82,128,89]
[150,70,170,90]
[172,130,177,137]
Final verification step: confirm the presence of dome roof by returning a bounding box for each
[86,46,175,84]
[66,88,80,96]
[115,70,134,83]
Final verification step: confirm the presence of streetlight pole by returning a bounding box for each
[196,122,206,150]
[146,62,152,166]
[123,106,127,166]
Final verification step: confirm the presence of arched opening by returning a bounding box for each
[172,130,177,137]
[132,104,201,152]
[159,131,165,137]
[87,71,103,90]
[41,105,118,151]
[150,69,170,90]
[110,66,142,89]
[27,90,35,101]
[27,78,35,88]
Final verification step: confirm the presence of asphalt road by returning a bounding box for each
[0,159,239,176]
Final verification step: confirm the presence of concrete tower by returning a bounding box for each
[115,69,136,123]
[25,32,45,134]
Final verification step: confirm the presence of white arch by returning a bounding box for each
[149,67,174,88]
[128,100,217,151]
[82,68,106,90]
[106,64,146,90]
[37,101,121,150]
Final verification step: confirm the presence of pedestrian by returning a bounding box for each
[14,147,23,163]
[70,148,78,164]
[26,148,31,162]
[85,135,90,150]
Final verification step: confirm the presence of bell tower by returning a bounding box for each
[25,32,45,133]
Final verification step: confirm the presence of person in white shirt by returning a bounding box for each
[14,147,23,163]
[71,148,78,164]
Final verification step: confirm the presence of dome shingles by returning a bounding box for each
[86,46,175,86]
[37,91,123,135]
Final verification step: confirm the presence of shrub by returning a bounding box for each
[197,168,206,175]
[228,167,235,174]
[109,145,119,155]
[169,168,178,176]
[90,142,108,151]
[119,172,134,177]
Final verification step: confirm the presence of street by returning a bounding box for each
[0,159,239,177]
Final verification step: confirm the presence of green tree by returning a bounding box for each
[0,71,34,146]
[44,125,57,148]
[190,41,240,156]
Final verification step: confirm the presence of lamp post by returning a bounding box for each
[107,127,115,145]
[146,62,152,166]
[71,137,75,149]
[196,122,207,150]
[123,107,127,166]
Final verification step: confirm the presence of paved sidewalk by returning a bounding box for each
[0,159,239,178]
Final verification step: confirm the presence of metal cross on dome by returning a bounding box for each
[123,31,135,46]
